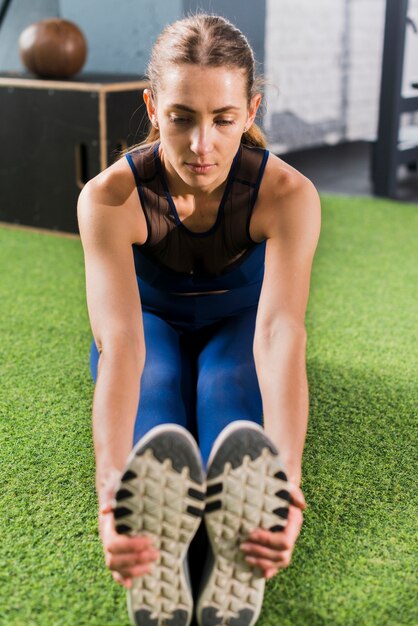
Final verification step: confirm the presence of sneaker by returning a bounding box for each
[195,420,291,626]
[113,424,206,626]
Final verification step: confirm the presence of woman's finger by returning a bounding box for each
[247,528,291,551]
[106,549,159,571]
[106,534,155,554]
[288,483,307,510]
[264,567,279,580]
[244,528,290,551]
[245,552,292,571]
[99,511,155,555]
[117,563,153,579]
[112,571,133,587]
[241,542,285,563]
[284,508,304,546]
[250,506,303,548]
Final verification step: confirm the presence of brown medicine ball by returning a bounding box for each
[19,18,87,79]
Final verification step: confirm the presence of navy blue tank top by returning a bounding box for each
[126,142,269,293]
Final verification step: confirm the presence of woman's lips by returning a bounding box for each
[185,163,215,174]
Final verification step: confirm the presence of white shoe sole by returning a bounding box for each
[196,420,290,626]
[113,424,206,626]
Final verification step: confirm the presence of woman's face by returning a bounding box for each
[144,64,261,193]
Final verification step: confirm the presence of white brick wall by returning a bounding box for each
[404,0,418,94]
[265,0,418,152]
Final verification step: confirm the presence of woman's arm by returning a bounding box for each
[78,176,157,586]
[78,179,146,508]
[242,175,320,579]
[254,176,321,485]
[255,326,308,487]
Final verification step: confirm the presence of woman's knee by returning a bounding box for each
[197,360,259,406]
[141,359,184,395]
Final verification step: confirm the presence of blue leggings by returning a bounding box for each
[89,289,263,600]
[89,304,263,468]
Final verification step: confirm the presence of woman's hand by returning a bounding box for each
[240,483,307,579]
[98,505,159,588]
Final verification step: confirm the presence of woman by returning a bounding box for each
[78,14,320,626]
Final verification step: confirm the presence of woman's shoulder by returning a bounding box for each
[86,142,158,204]
[85,152,137,207]
[78,149,149,246]
[261,151,317,201]
[252,150,320,240]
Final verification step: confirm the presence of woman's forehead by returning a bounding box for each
[158,65,247,106]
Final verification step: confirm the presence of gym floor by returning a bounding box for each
[282,140,418,204]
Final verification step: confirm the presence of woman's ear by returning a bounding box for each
[143,89,158,127]
[246,93,262,128]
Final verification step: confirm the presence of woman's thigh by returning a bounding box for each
[89,311,196,448]
[195,307,263,468]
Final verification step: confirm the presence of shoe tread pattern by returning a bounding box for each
[114,434,205,626]
[197,431,290,626]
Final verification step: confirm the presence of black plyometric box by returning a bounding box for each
[0,72,149,233]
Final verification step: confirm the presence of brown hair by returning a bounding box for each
[120,14,267,157]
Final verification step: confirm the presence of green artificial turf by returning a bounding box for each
[0,195,417,626]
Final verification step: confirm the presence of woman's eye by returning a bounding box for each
[170,116,190,124]
[168,116,235,126]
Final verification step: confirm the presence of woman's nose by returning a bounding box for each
[190,125,213,156]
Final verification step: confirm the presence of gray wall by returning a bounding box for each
[0,0,59,70]
[0,0,265,75]
[61,0,182,75]
[183,0,265,70]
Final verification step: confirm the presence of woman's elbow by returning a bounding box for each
[96,329,146,370]
[253,319,307,352]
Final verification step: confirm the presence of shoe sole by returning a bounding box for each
[113,424,206,626]
[196,420,291,626]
